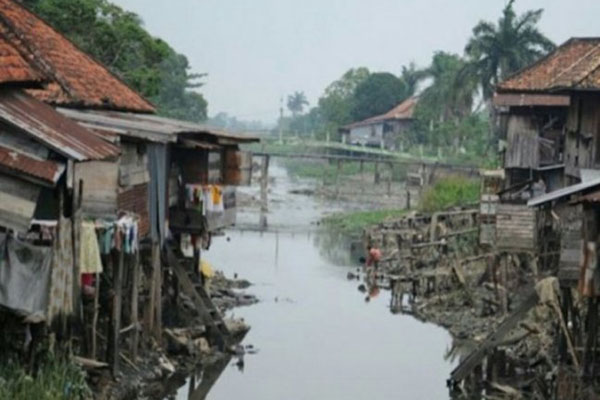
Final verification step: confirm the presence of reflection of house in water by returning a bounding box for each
[340,97,417,151]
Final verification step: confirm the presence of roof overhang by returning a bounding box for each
[493,93,571,107]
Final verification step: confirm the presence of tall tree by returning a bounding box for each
[23,0,209,121]
[286,91,309,117]
[351,72,408,121]
[464,0,555,99]
[400,62,428,97]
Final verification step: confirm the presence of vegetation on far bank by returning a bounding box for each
[420,177,480,213]
[322,209,407,235]
[322,176,479,235]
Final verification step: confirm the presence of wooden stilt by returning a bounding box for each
[260,155,270,212]
[374,161,380,184]
[130,251,140,361]
[112,249,124,375]
[335,159,342,198]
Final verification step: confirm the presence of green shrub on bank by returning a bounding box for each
[420,176,480,213]
[0,356,91,400]
[323,209,407,234]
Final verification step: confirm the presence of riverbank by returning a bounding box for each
[92,272,257,400]
[358,208,561,398]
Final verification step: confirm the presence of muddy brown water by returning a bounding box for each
[173,164,457,400]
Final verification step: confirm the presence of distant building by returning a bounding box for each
[340,97,417,151]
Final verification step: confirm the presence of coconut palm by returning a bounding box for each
[287,91,309,117]
[465,0,555,99]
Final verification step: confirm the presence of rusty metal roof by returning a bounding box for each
[343,97,417,130]
[498,38,600,93]
[493,93,571,107]
[57,108,260,145]
[0,144,64,185]
[0,90,120,161]
[0,0,155,112]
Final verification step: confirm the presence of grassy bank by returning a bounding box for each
[420,176,480,213]
[323,209,407,235]
[0,355,91,400]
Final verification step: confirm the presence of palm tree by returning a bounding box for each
[421,52,477,124]
[465,0,555,99]
[287,91,309,117]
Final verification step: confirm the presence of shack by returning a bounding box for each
[340,97,417,151]
[528,178,600,393]
[0,0,258,374]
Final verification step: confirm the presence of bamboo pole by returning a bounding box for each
[112,249,124,375]
[130,251,140,361]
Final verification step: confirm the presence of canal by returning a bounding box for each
[176,164,457,400]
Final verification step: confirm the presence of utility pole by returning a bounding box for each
[279,97,284,144]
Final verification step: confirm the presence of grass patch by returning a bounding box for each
[0,355,91,400]
[420,176,480,213]
[323,209,408,234]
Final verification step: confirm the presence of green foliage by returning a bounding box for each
[0,356,92,400]
[323,209,407,234]
[24,0,208,121]
[420,177,480,213]
[465,0,555,99]
[351,72,408,121]
[287,91,309,116]
[317,67,370,139]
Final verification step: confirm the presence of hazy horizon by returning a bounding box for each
[112,0,600,123]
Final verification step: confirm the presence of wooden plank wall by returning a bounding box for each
[496,203,537,251]
[74,161,119,218]
[119,142,149,187]
[505,115,539,169]
[565,94,600,178]
[0,174,40,232]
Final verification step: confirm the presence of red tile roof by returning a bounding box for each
[0,90,120,161]
[0,144,64,185]
[0,0,155,112]
[498,38,600,92]
[0,34,41,85]
[344,97,417,129]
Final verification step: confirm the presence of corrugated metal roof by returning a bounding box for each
[498,38,600,93]
[343,97,417,130]
[0,144,64,185]
[528,177,600,207]
[0,90,120,160]
[57,108,260,144]
[0,0,155,112]
[493,93,571,107]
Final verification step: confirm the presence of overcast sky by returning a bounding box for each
[112,0,600,122]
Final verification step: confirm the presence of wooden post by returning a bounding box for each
[130,251,140,361]
[112,249,124,375]
[359,160,364,194]
[260,155,270,212]
[501,255,508,315]
[335,159,342,198]
[374,162,380,184]
[153,243,162,344]
[406,189,411,209]
[72,180,83,325]
[386,162,392,196]
[91,270,100,359]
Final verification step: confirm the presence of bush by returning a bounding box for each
[0,355,92,400]
[420,176,479,213]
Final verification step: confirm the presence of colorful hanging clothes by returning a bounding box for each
[80,221,103,274]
